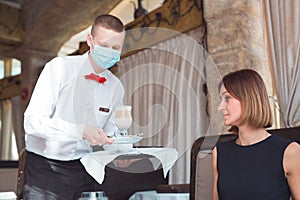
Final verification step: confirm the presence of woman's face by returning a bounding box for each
[218,84,242,126]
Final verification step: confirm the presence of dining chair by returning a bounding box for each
[16,149,26,200]
[189,133,236,200]
[156,134,236,198]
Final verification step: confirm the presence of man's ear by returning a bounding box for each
[86,34,92,47]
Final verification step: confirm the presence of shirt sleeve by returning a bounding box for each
[24,57,84,141]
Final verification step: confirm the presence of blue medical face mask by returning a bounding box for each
[91,43,121,69]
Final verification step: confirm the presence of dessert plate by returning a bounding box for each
[111,135,143,144]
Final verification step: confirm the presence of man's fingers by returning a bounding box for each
[97,128,105,134]
[106,138,114,145]
[97,128,114,144]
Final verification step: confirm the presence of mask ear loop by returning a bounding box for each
[89,36,98,56]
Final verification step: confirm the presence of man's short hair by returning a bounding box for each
[91,14,124,36]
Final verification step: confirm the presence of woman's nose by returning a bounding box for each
[218,101,225,112]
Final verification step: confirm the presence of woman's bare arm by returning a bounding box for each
[212,147,219,200]
[283,142,300,200]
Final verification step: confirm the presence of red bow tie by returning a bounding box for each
[84,73,107,84]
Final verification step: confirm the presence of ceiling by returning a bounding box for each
[0,0,23,9]
[0,0,122,59]
[0,0,165,59]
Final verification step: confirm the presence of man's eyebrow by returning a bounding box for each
[99,41,107,45]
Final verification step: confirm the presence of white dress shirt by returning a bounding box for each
[24,53,124,161]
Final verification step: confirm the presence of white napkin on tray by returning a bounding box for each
[80,147,178,184]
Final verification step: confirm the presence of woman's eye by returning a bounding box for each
[225,96,230,102]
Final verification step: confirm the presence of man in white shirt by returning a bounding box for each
[23,14,126,199]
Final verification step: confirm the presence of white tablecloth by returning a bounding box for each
[128,191,189,200]
[80,147,178,184]
[0,191,17,200]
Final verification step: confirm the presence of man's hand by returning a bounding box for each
[82,126,113,145]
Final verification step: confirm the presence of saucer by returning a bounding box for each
[111,136,143,144]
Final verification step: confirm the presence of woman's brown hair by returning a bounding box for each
[221,69,272,133]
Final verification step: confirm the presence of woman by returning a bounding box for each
[212,69,300,200]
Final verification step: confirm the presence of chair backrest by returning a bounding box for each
[189,126,300,200]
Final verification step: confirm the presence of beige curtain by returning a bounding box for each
[118,27,214,183]
[0,99,13,160]
[264,0,300,127]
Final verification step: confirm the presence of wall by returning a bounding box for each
[203,0,274,133]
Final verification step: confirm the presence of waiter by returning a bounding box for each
[23,14,126,199]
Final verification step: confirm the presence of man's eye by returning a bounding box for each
[113,46,121,50]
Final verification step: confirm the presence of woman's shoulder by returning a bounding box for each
[283,141,300,176]
[284,141,300,157]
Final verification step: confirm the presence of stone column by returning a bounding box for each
[0,100,12,159]
[203,0,273,134]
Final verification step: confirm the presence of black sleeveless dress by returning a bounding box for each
[216,135,292,200]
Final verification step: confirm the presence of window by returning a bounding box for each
[0,58,22,79]
[0,58,21,160]
[0,60,4,79]
[11,58,21,76]
[0,100,19,161]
